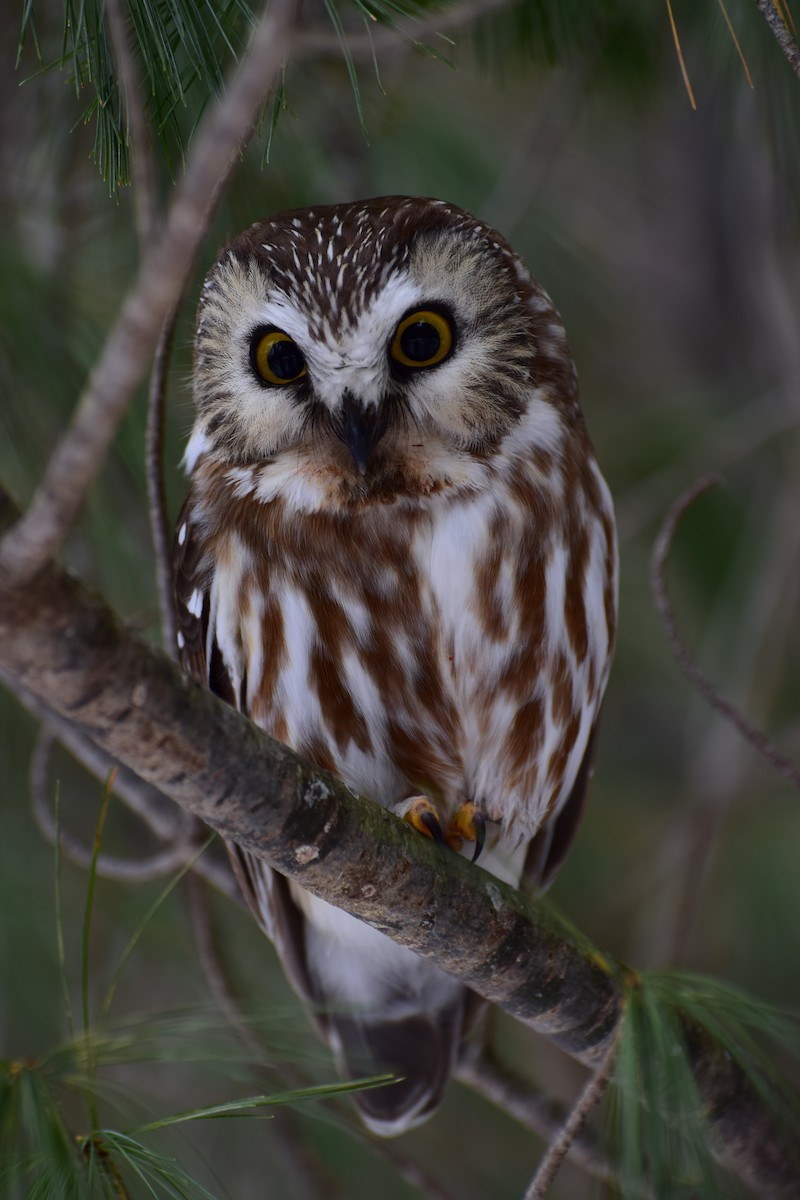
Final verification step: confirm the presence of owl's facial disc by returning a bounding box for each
[191,198,579,482]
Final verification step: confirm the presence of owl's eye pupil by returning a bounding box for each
[400,322,441,363]
[268,339,304,380]
[251,328,307,386]
[390,308,454,370]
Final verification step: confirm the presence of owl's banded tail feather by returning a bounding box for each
[330,1006,465,1136]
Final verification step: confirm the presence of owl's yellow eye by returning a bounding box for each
[252,329,307,386]
[390,309,454,369]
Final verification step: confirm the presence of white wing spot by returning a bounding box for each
[176,631,185,649]
[177,522,187,546]
[187,589,203,618]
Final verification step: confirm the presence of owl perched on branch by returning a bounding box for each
[174,196,617,1136]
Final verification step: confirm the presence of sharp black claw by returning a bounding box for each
[471,812,486,863]
[421,809,447,850]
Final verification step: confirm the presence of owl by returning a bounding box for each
[174,196,617,1137]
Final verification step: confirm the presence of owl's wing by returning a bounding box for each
[523,720,599,890]
[172,496,321,1008]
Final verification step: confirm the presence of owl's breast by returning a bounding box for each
[206,453,615,845]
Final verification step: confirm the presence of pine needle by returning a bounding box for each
[53,782,76,1041]
[665,0,697,110]
[99,835,215,1026]
[611,971,800,1198]
[129,1075,397,1133]
[82,771,115,1037]
[717,0,753,88]
[81,770,116,1133]
[321,0,369,139]
[771,0,796,36]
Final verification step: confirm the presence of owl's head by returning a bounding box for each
[188,197,578,501]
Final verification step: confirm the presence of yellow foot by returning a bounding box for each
[448,802,487,863]
[394,795,447,849]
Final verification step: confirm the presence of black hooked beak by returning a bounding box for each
[340,391,387,476]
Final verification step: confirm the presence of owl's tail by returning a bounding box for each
[328,1002,466,1137]
[229,844,471,1136]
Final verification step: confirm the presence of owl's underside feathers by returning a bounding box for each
[175,195,617,1135]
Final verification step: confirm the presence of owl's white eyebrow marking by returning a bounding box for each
[187,589,203,618]
[178,521,188,546]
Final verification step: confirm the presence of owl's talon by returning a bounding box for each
[449,803,487,864]
[470,812,486,863]
[420,809,447,850]
[396,796,447,850]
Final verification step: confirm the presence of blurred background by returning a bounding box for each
[1,1,799,1196]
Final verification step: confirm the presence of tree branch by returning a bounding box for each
[0,482,796,1199]
[0,0,299,588]
[30,727,199,882]
[456,1048,620,1188]
[145,310,180,657]
[650,475,800,791]
[522,1031,618,1199]
[755,0,800,81]
[2,670,239,901]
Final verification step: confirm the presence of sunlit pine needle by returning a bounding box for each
[718,0,754,87]
[665,0,697,109]
[771,0,797,36]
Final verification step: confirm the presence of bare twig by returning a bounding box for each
[0,0,299,587]
[31,727,201,882]
[456,1048,619,1187]
[104,0,159,247]
[615,382,800,543]
[146,311,180,657]
[756,0,800,80]
[650,475,800,791]
[4,669,240,901]
[522,1032,619,1200]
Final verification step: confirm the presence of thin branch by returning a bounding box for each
[4,669,239,901]
[0,0,300,587]
[650,475,800,791]
[31,727,202,882]
[756,0,800,79]
[615,381,800,543]
[104,0,159,247]
[0,484,797,1199]
[456,1048,619,1188]
[522,1031,619,1200]
[146,310,180,657]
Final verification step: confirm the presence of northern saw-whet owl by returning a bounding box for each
[174,196,617,1137]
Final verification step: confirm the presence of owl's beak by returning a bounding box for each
[340,392,387,475]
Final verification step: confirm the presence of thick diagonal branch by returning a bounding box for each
[0,0,298,587]
[0,485,795,1199]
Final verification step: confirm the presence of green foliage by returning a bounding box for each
[0,784,393,1200]
[610,970,800,1198]
[20,0,799,196]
